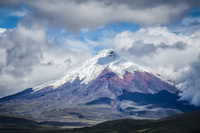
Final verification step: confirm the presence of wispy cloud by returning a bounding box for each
[0,25,93,98]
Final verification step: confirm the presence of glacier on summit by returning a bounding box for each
[34,49,146,91]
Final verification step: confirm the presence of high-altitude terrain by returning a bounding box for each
[0,49,199,126]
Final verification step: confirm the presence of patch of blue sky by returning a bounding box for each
[0,8,20,28]
[188,5,200,17]
[0,6,28,29]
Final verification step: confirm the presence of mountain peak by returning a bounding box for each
[34,49,144,91]
[96,49,118,65]
[97,49,117,58]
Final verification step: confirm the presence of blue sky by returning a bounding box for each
[0,0,200,106]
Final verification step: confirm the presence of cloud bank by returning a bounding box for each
[177,56,200,106]
[113,27,200,106]
[0,25,93,97]
[1,0,200,33]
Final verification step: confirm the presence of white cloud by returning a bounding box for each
[177,56,200,106]
[0,28,6,35]
[1,0,197,33]
[29,1,191,33]
[113,27,200,106]
[0,25,93,98]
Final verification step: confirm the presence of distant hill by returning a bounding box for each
[81,110,200,133]
[1,111,200,133]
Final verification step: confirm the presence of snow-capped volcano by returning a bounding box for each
[34,49,145,91]
[0,49,199,125]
